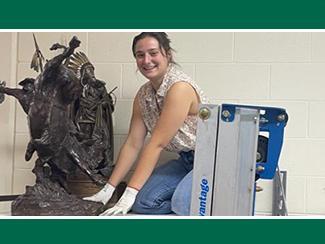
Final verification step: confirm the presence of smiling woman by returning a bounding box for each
[83,32,207,216]
[132,32,175,88]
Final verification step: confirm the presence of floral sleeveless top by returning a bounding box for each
[137,64,207,153]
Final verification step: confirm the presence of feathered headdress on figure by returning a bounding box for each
[65,52,94,79]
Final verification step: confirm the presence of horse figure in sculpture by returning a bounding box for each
[0,36,107,190]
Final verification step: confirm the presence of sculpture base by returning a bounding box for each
[11,179,103,216]
[11,177,127,216]
[66,169,109,198]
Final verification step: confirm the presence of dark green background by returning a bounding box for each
[1,0,325,28]
[1,0,325,242]
[0,219,324,243]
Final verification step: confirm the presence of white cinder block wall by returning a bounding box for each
[0,32,324,215]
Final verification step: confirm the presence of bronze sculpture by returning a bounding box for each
[67,51,115,178]
[0,35,118,215]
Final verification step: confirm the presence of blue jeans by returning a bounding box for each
[132,151,194,215]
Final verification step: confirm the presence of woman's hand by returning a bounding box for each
[83,183,115,205]
[99,187,138,216]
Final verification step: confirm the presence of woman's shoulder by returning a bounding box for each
[167,65,193,83]
[166,65,208,103]
[158,65,193,95]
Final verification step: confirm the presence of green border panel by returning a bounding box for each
[1,1,325,243]
[0,219,325,243]
[1,0,325,28]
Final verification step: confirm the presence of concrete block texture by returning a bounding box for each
[306,177,325,214]
[18,32,65,63]
[235,32,311,62]
[0,33,14,197]
[14,134,36,170]
[95,63,122,98]
[0,33,12,82]
[280,139,325,177]
[88,32,136,63]
[169,32,233,63]
[309,102,325,138]
[271,63,325,100]
[196,64,270,100]
[113,100,133,134]
[311,33,325,62]
[121,63,147,99]
[0,126,14,195]
[12,169,35,194]
[286,176,306,214]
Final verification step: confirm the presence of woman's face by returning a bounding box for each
[134,37,170,83]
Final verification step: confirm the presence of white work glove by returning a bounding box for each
[83,183,115,205]
[100,187,138,216]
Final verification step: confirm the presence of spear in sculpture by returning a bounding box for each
[30,33,45,73]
